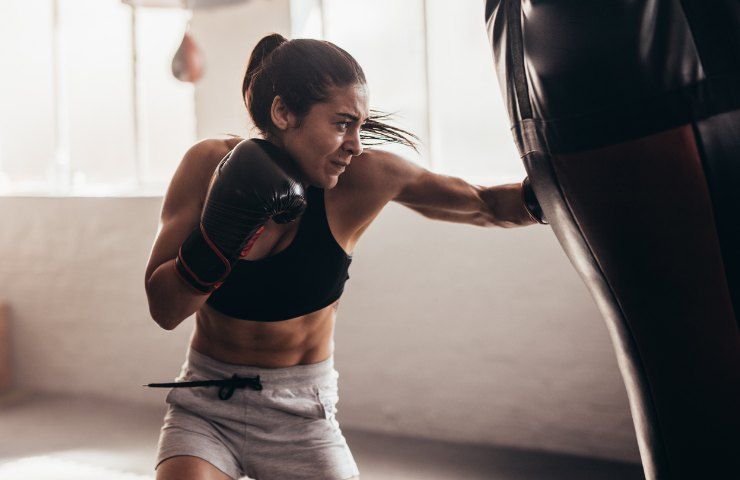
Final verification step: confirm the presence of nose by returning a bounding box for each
[344,127,363,157]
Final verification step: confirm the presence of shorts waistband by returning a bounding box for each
[183,347,337,388]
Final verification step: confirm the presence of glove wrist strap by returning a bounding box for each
[521,176,548,225]
[175,226,233,294]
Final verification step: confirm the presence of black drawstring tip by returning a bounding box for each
[143,373,263,399]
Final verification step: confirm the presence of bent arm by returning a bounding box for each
[144,141,218,330]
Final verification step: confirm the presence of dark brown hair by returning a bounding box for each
[242,33,418,151]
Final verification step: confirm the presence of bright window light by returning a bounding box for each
[0,0,195,197]
[291,0,524,185]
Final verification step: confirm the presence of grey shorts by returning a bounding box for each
[155,347,359,480]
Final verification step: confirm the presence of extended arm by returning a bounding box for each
[377,150,541,227]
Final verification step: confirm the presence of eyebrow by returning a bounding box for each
[335,112,368,123]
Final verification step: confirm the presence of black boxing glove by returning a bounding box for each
[175,139,306,294]
[521,176,548,225]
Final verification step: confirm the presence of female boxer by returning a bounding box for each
[144,33,540,480]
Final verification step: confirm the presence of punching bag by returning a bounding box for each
[172,28,204,83]
[485,1,740,478]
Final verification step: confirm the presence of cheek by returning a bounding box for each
[308,127,343,155]
[296,136,333,174]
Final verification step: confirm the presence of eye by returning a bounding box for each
[335,121,351,131]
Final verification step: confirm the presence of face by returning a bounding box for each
[271,83,369,189]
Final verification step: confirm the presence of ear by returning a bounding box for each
[270,96,296,131]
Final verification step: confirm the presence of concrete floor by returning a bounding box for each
[0,391,644,480]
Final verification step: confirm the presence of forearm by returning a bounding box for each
[476,182,538,228]
[403,178,538,227]
[145,259,210,330]
[408,205,491,226]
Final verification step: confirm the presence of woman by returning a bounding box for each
[144,33,540,480]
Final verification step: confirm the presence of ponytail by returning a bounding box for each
[242,33,287,108]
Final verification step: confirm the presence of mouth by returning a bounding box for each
[330,161,348,173]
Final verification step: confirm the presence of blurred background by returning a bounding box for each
[0,0,643,478]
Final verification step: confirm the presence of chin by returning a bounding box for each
[307,175,337,190]
[324,176,340,189]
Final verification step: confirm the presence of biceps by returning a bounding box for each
[145,142,214,281]
[145,205,200,282]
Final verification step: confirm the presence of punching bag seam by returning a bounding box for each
[505,0,532,120]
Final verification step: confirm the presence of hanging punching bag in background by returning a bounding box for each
[484,1,740,478]
[172,28,204,83]
[124,0,241,84]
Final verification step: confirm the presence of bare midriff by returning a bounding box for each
[190,302,338,368]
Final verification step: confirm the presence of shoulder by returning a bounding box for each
[187,136,243,166]
[341,148,422,186]
[351,147,411,171]
[338,147,426,201]
[179,137,244,181]
[162,137,244,215]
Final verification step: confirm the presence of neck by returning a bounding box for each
[258,136,311,190]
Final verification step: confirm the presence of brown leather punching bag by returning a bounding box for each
[485,1,740,479]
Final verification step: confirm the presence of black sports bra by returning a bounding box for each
[205,185,352,321]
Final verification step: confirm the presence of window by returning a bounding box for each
[322,0,429,163]
[425,0,522,182]
[292,0,524,184]
[0,1,56,193]
[0,0,195,196]
[1,1,523,196]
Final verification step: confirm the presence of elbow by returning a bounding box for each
[148,305,179,331]
[146,297,179,331]
[159,321,178,332]
[151,310,177,330]
[145,279,178,331]
[146,298,175,330]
